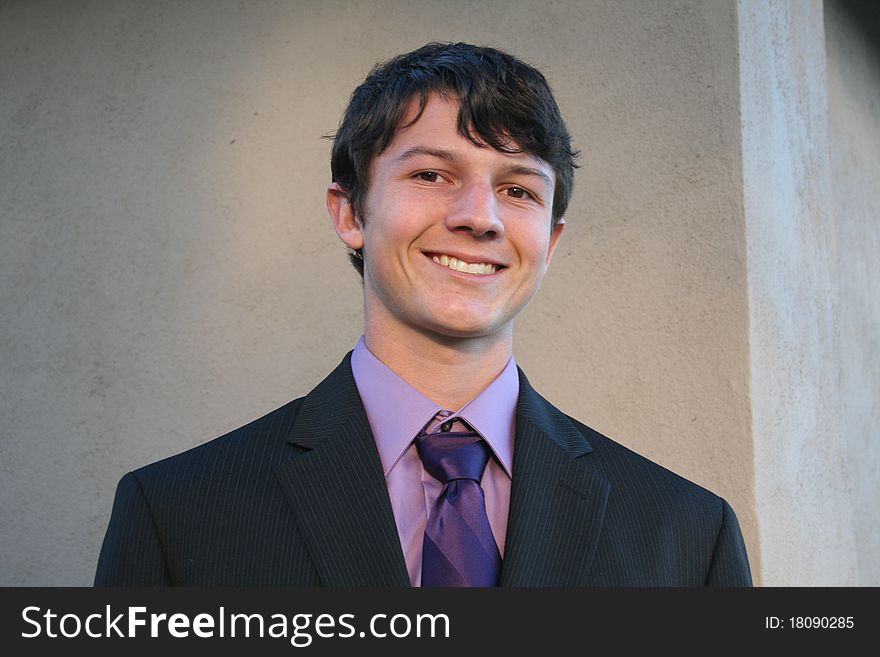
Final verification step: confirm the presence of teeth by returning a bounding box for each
[431,254,497,275]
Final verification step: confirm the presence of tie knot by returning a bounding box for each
[416,413,491,484]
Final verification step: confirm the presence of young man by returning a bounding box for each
[96,43,752,587]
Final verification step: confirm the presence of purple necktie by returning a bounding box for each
[416,410,502,587]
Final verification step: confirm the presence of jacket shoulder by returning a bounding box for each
[566,412,724,507]
[518,372,722,507]
[560,411,751,586]
[129,396,305,490]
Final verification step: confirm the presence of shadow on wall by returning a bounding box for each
[837,0,880,53]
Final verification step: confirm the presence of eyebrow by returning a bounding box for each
[394,147,456,163]
[394,147,554,191]
[502,164,554,192]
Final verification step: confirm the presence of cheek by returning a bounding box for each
[512,224,552,265]
[368,197,436,248]
[364,194,407,238]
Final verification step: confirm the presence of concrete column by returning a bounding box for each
[738,0,861,585]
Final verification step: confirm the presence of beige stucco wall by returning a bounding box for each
[1,0,872,586]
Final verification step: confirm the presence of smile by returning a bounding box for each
[430,253,499,275]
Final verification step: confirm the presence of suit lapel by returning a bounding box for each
[273,353,410,586]
[500,369,611,586]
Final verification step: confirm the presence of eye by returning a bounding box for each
[505,186,534,200]
[415,171,446,183]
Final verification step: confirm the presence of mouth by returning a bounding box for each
[425,252,505,276]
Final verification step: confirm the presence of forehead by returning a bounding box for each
[380,93,552,173]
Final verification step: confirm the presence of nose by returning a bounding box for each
[445,181,505,238]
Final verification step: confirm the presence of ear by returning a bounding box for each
[326,182,364,250]
[544,218,565,266]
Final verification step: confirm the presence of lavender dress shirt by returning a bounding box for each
[350,336,517,586]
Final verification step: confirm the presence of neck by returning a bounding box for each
[363,324,513,411]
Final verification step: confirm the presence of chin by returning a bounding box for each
[420,317,506,341]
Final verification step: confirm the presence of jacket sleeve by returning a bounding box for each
[704,498,753,587]
[94,472,171,586]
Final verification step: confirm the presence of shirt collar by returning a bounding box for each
[350,336,517,477]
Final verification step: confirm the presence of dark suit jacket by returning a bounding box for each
[95,352,752,586]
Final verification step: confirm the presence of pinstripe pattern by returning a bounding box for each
[95,353,751,587]
[507,369,751,586]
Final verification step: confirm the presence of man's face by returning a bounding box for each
[331,93,564,343]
